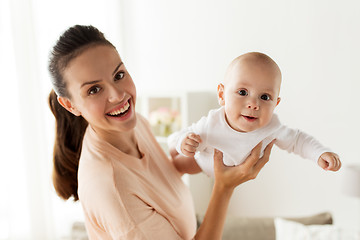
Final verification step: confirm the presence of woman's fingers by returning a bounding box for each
[254,140,274,171]
[213,141,275,190]
[241,142,263,169]
[213,149,224,169]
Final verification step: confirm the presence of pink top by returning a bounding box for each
[78,114,197,239]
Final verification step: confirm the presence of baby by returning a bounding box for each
[168,52,341,177]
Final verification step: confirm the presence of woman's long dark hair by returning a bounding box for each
[48,25,114,201]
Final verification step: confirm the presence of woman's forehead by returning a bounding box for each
[73,45,120,67]
[64,45,121,81]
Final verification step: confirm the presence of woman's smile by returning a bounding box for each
[106,99,131,116]
[106,99,133,121]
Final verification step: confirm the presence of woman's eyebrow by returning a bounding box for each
[112,62,123,76]
[80,62,124,88]
[81,80,101,88]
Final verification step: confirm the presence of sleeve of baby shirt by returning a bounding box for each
[275,125,331,163]
[168,114,209,156]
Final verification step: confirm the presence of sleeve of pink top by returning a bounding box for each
[81,172,185,240]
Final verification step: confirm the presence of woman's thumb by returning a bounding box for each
[213,149,224,168]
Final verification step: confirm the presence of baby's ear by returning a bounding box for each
[217,83,225,106]
[276,97,281,106]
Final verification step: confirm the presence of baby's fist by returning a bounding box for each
[318,152,341,171]
[180,133,202,157]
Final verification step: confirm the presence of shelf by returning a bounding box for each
[136,91,218,155]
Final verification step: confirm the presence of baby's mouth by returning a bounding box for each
[242,115,258,121]
[106,100,131,117]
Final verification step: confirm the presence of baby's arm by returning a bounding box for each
[168,112,211,174]
[169,133,202,175]
[318,152,341,171]
[180,133,202,157]
[168,132,202,174]
[169,144,202,175]
[168,114,208,157]
[275,126,341,171]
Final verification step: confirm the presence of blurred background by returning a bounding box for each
[1,0,359,239]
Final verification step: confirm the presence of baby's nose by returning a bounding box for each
[247,99,259,110]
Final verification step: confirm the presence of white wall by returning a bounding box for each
[120,0,360,231]
[15,0,123,238]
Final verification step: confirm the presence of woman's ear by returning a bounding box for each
[57,96,81,116]
[217,83,225,106]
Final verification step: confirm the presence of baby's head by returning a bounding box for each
[217,52,282,132]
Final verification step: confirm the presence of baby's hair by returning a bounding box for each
[237,52,278,65]
[48,25,114,201]
[224,52,282,84]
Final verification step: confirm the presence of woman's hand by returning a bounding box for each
[194,141,274,240]
[213,141,275,191]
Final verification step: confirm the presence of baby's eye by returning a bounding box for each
[238,89,248,96]
[260,94,271,101]
[88,86,101,95]
[114,72,124,81]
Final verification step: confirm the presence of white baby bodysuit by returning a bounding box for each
[168,107,330,177]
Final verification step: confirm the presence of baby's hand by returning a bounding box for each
[180,133,202,157]
[318,152,341,171]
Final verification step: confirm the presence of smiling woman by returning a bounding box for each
[47,25,197,239]
[1,0,124,239]
[49,27,125,201]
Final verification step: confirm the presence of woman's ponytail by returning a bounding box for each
[48,25,113,201]
[48,90,87,200]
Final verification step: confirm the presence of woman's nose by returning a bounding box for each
[108,85,125,103]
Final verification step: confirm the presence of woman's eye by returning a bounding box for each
[88,86,101,95]
[260,94,271,101]
[114,72,124,81]
[238,90,248,96]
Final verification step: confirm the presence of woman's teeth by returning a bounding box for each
[108,102,130,116]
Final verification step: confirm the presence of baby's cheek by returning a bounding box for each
[259,115,272,128]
